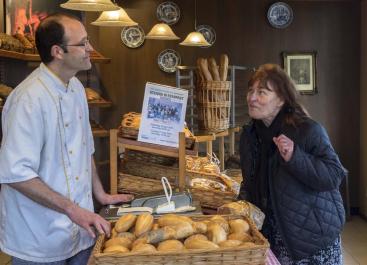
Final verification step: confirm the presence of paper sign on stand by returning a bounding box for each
[138,82,188,148]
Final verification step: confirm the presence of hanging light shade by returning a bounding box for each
[180,0,210,47]
[91,7,138,26]
[179,31,210,47]
[60,0,119,12]
[145,23,179,40]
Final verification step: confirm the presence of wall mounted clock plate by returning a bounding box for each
[157,49,181,73]
[156,1,180,25]
[196,24,216,47]
[121,25,145,48]
[267,2,293,29]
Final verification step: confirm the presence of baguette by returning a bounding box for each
[208,57,220,81]
[197,58,213,81]
[219,54,229,81]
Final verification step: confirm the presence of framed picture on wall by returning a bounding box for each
[4,0,81,37]
[282,51,317,95]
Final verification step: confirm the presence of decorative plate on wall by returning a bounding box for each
[121,25,145,48]
[156,1,180,25]
[196,24,216,47]
[157,49,181,73]
[267,2,293,29]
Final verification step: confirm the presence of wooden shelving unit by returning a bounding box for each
[92,127,109,138]
[87,99,112,108]
[0,49,111,63]
[109,129,197,195]
[88,99,112,139]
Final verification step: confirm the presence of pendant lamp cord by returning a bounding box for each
[194,0,197,30]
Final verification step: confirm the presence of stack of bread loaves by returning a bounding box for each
[196,54,229,82]
[101,213,262,254]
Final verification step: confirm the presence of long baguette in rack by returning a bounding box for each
[208,57,220,81]
[219,54,229,81]
[197,58,213,81]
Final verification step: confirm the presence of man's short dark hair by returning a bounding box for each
[35,13,81,64]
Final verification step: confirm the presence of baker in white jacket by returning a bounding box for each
[0,13,132,265]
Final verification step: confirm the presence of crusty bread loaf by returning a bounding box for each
[218,239,242,248]
[137,226,176,244]
[115,214,137,233]
[229,219,250,234]
[197,58,213,81]
[219,54,229,81]
[14,33,33,52]
[0,84,13,98]
[131,243,157,253]
[104,237,132,249]
[157,214,193,227]
[157,240,184,251]
[134,213,154,237]
[85,87,102,101]
[208,57,220,81]
[185,239,219,250]
[103,245,129,253]
[207,223,227,244]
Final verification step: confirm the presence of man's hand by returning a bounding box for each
[99,193,134,206]
[273,134,294,162]
[66,204,111,238]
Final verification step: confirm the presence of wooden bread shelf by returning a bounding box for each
[0,49,111,63]
[92,127,109,138]
[110,129,197,195]
[118,137,197,158]
[87,99,112,108]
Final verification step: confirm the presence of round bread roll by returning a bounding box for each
[209,215,230,233]
[192,221,207,234]
[134,213,154,237]
[228,232,253,242]
[104,237,132,249]
[131,243,157,253]
[157,240,184,252]
[185,239,219,250]
[218,240,242,248]
[229,219,250,234]
[115,213,137,233]
[103,245,129,253]
[116,232,136,242]
[184,234,208,246]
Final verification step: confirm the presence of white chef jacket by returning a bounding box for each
[0,63,95,262]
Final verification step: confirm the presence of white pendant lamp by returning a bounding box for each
[146,23,179,40]
[91,7,138,27]
[180,0,210,47]
[60,0,119,12]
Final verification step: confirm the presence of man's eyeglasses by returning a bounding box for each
[59,38,90,53]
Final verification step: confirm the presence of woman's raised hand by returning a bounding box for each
[273,134,294,162]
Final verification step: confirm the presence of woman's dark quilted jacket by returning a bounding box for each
[239,118,346,260]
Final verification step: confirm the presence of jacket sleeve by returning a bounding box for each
[281,122,347,192]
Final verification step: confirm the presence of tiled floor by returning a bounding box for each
[0,216,366,265]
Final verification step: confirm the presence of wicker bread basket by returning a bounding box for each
[196,80,232,133]
[117,172,236,209]
[92,215,269,265]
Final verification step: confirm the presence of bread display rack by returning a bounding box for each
[109,129,197,195]
[110,128,243,209]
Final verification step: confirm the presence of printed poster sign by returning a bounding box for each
[138,82,188,148]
